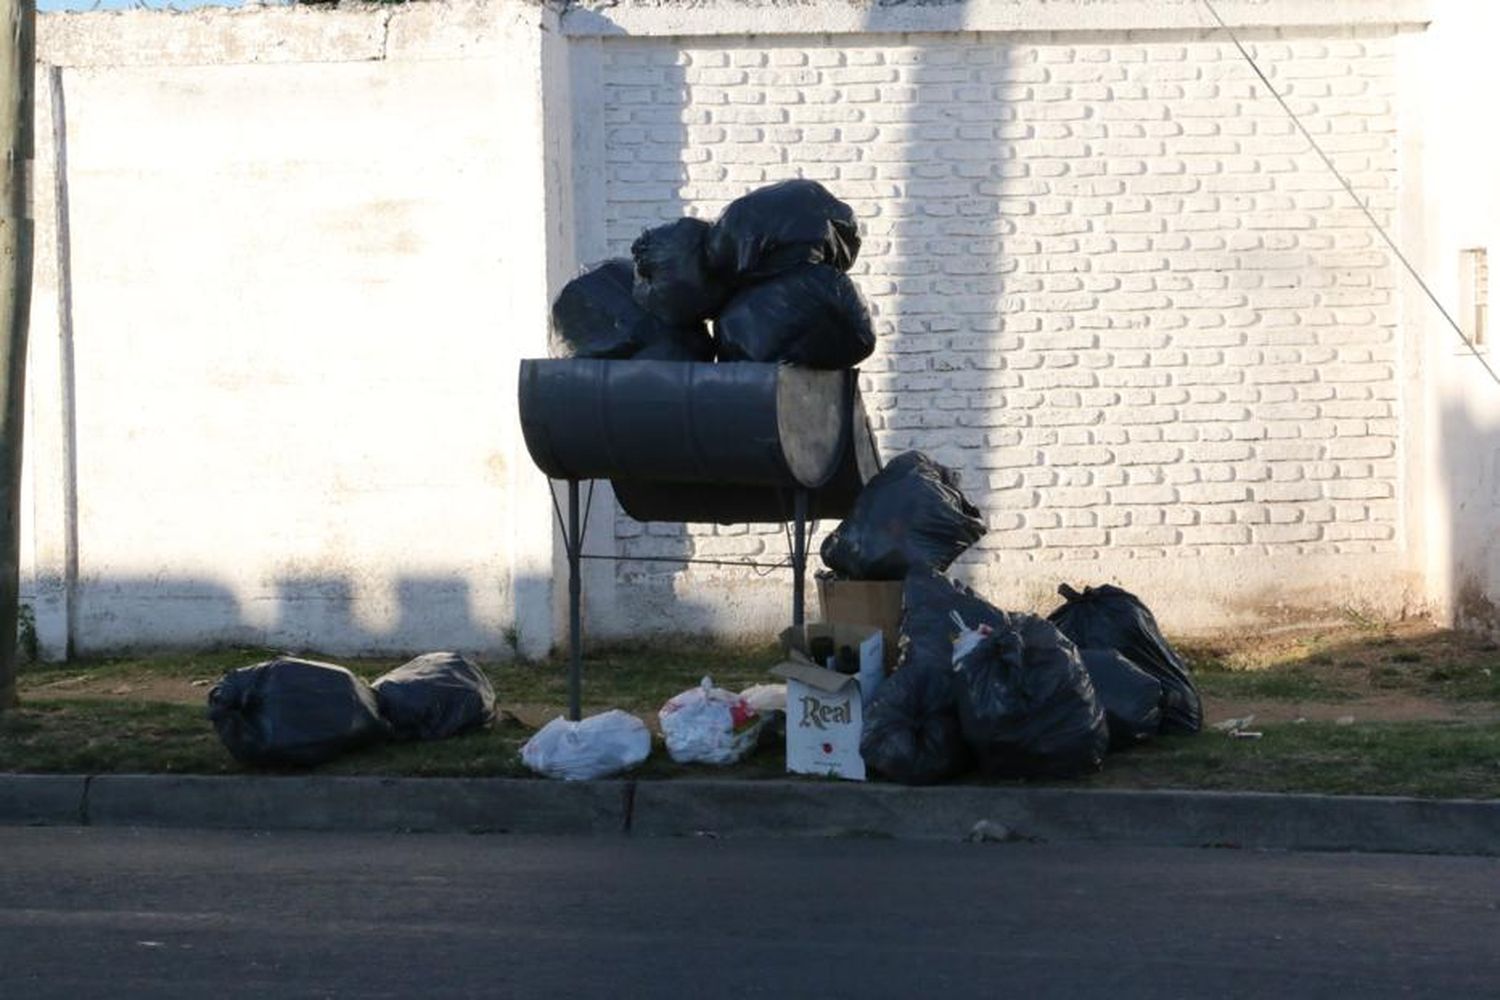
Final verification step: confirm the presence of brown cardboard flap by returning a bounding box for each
[815,576,904,670]
[770,660,861,694]
[779,623,884,657]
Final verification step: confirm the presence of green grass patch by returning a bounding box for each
[1193,665,1354,703]
[1081,721,1500,799]
[6,628,1500,798]
[0,699,235,775]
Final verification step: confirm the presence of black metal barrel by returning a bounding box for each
[519,359,851,489]
[610,384,881,524]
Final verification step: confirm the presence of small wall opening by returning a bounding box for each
[1460,247,1488,348]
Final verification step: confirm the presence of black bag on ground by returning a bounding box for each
[821,452,986,580]
[1047,584,1202,735]
[954,616,1109,779]
[549,259,713,361]
[371,651,497,742]
[705,178,861,283]
[1081,648,1162,749]
[207,657,389,767]
[631,218,731,325]
[713,264,876,368]
[895,568,1009,674]
[860,660,970,785]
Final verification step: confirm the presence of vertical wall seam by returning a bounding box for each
[46,65,76,658]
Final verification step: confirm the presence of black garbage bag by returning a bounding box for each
[705,178,861,283]
[207,657,389,768]
[1081,648,1162,749]
[713,264,875,368]
[1047,584,1202,735]
[549,259,713,361]
[954,616,1109,779]
[631,218,731,325]
[371,651,497,742]
[821,451,986,580]
[895,568,1009,672]
[860,660,970,785]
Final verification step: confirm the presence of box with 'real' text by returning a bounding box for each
[769,624,883,781]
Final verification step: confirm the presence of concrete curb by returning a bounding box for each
[2,774,1498,856]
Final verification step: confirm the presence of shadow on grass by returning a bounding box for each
[7,622,1500,798]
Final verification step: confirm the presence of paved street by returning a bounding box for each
[1,826,1497,999]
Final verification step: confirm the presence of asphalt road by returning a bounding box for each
[1,827,1497,999]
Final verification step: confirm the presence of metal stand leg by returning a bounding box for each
[567,479,582,722]
[791,488,809,627]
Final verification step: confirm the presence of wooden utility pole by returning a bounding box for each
[0,0,33,712]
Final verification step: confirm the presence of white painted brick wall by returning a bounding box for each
[597,26,1404,623]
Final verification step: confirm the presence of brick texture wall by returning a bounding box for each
[597,27,1403,624]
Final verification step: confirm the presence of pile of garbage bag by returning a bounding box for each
[549,179,875,369]
[207,651,498,768]
[208,657,391,768]
[858,569,1202,785]
[821,451,986,581]
[549,258,714,362]
[1047,583,1203,735]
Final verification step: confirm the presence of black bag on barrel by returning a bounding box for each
[713,264,875,368]
[549,259,713,362]
[705,178,861,283]
[631,217,731,325]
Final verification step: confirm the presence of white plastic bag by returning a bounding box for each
[658,676,764,765]
[949,610,993,668]
[521,709,651,781]
[740,683,787,716]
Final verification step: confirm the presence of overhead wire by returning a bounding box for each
[1199,0,1500,389]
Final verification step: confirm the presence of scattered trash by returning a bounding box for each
[1211,714,1256,733]
[821,452,987,581]
[631,217,730,325]
[206,657,390,768]
[1336,715,1356,726]
[1229,730,1264,740]
[371,651,496,742]
[521,710,651,781]
[896,569,1009,676]
[741,682,788,750]
[965,819,1025,844]
[740,683,787,716]
[1293,717,1308,724]
[549,258,713,361]
[953,616,1109,779]
[659,677,764,765]
[1081,648,1162,748]
[948,611,994,666]
[859,654,970,785]
[705,178,861,283]
[714,264,876,368]
[1047,583,1203,735]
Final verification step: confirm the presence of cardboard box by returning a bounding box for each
[816,575,903,671]
[770,662,866,781]
[771,623,885,781]
[780,623,885,704]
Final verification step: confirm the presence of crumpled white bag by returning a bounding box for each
[739,683,787,716]
[658,676,763,765]
[521,709,651,781]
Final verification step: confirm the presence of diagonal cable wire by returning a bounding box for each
[1200,0,1500,389]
